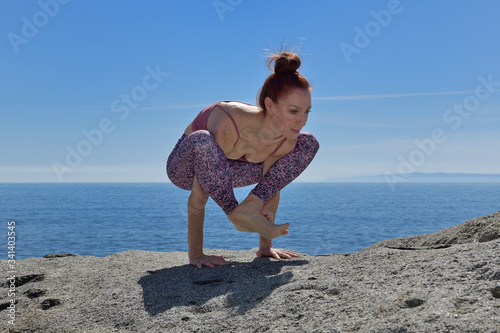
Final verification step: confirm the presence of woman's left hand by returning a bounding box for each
[256,248,299,260]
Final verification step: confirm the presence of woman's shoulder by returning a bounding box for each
[219,101,261,115]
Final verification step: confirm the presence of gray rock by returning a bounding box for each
[1,211,500,332]
[366,211,500,250]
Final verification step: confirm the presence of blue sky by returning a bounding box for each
[1,0,499,182]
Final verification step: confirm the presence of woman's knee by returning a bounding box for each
[188,130,214,147]
[166,131,219,190]
[297,132,320,154]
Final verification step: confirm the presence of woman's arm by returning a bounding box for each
[188,176,228,268]
[259,191,280,249]
[256,191,299,260]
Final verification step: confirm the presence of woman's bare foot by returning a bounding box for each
[228,194,289,239]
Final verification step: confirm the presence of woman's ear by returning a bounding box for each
[264,96,274,113]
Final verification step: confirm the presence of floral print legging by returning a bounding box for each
[166,130,319,215]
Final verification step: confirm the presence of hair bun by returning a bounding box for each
[273,52,301,74]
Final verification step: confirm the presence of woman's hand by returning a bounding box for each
[256,248,299,260]
[189,255,228,269]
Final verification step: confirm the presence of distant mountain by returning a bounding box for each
[325,172,500,183]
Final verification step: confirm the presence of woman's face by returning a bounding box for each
[266,88,312,139]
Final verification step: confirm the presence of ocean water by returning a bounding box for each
[1,182,499,260]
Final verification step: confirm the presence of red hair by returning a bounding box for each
[258,51,311,111]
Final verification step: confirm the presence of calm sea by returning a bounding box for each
[1,182,499,260]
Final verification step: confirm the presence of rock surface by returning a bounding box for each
[1,211,500,332]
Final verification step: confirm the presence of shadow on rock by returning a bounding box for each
[138,257,308,316]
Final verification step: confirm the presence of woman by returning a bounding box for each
[167,51,319,268]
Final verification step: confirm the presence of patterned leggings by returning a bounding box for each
[166,130,319,215]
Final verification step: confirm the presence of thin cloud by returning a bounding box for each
[45,103,210,112]
[314,90,500,101]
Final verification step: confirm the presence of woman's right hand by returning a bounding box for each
[189,254,228,269]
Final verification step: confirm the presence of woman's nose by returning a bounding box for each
[297,114,307,126]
